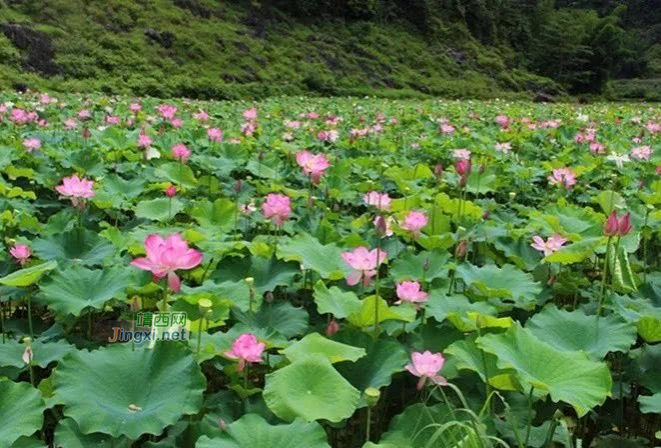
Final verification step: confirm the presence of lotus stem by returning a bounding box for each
[26,291,34,340]
[597,236,613,316]
[365,406,372,442]
[525,386,535,447]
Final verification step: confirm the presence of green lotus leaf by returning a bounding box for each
[10,436,47,448]
[455,263,541,307]
[445,338,517,389]
[636,316,661,343]
[33,229,115,266]
[608,243,638,293]
[0,261,58,287]
[477,324,612,417]
[263,355,360,422]
[283,333,365,364]
[335,333,409,394]
[526,306,637,359]
[0,379,46,446]
[425,291,498,326]
[191,198,235,231]
[638,392,661,414]
[277,234,349,280]
[53,343,205,439]
[212,256,298,294]
[196,413,331,448]
[313,281,362,319]
[234,300,308,339]
[347,296,415,328]
[389,250,450,282]
[54,418,130,448]
[544,237,602,264]
[135,197,184,221]
[154,162,197,188]
[39,266,134,316]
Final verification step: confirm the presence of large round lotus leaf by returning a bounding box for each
[0,339,74,369]
[10,436,47,448]
[283,333,366,364]
[53,342,205,439]
[455,263,541,308]
[526,306,637,359]
[196,414,331,448]
[638,392,661,414]
[276,234,350,280]
[477,324,612,417]
[135,197,184,222]
[54,418,130,448]
[313,281,362,319]
[33,229,115,266]
[38,265,133,316]
[0,261,57,287]
[0,379,46,446]
[263,355,360,422]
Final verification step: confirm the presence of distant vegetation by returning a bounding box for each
[0,0,659,100]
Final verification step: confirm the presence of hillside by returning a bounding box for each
[0,0,658,100]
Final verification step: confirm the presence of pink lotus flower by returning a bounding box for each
[495,115,510,128]
[590,143,605,154]
[440,123,455,135]
[193,110,209,121]
[105,115,120,125]
[130,234,203,292]
[401,210,428,237]
[317,130,339,142]
[129,103,142,113]
[631,146,652,161]
[208,128,223,142]
[165,185,177,197]
[64,119,77,129]
[56,175,95,207]
[603,212,632,237]
[285,120,301,129]
[23,138,41,152]
[341,247,388,286]
[224,333,265,372]
[405,351,447,390]
[455,159,471,176]
[171,144,191,163]
[395,281,428,305]
[373,215,394,237]
[453,149,471,160]
[296,150,330,184]
[646,121,660,134]
[531,235,567,256]
[10,244,31,265]
[548,168,576,189]
[241,121,257,137]
[243,108,258,121]
[137,133,152,148]
[326,319,340,337]
[363,191,391,210]
[77,109,92,120]
[157,104,177,120]
[495,142,511,153]
[170,118,183,129]
[262,193,292,226]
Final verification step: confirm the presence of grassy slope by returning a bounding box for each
[0,0,561,99]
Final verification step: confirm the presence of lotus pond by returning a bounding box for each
[0,94,659,448]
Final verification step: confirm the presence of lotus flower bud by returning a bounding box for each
[374,215,388,238]
[82,127,91,139]
[326,319,340,337]
[434,163,443,179]
[265,291,274,303]
[130,296,141,312]
[234,179,242,193]
[618,213,632,236]
[603,211,619,236]
[455,240,468,258]
[165,185,176,197]
[455,159,471,176]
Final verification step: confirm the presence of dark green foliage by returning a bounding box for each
[0,0,656,98]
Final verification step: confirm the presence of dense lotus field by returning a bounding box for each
[0,93,659,448]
